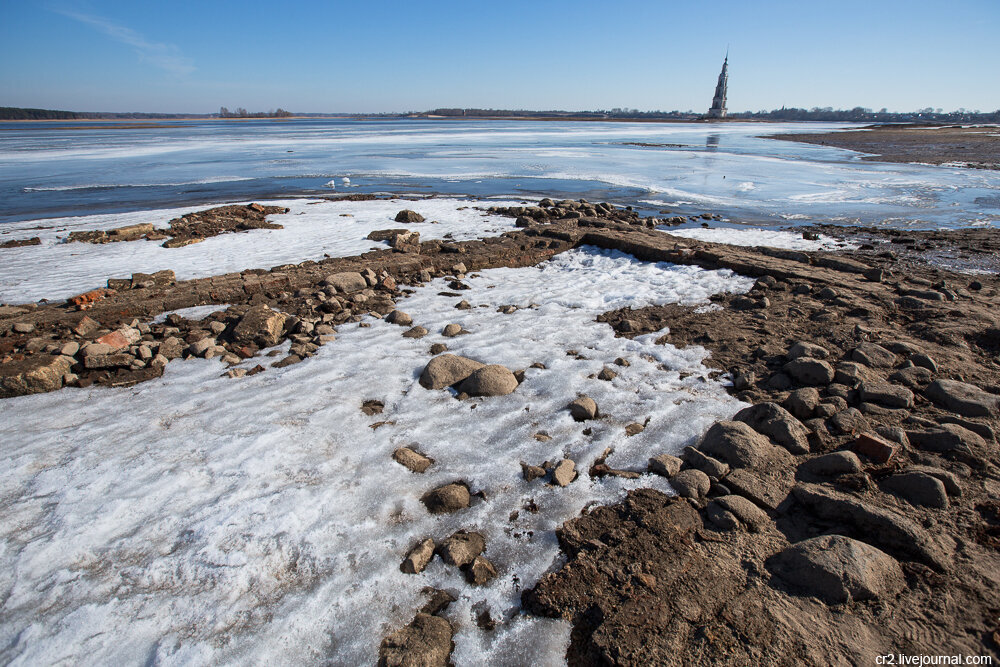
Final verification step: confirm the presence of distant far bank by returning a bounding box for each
[3,105,999,124]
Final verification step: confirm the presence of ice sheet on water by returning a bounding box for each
[0,246,752,666]
[662,225,856,251]
[0,198,523,304]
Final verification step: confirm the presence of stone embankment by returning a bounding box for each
[2,199,998,664]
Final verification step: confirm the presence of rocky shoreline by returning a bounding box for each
[2,200,998,665]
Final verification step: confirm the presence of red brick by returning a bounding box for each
[850,432,899,464]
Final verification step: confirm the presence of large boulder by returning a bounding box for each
[769,535,905,604]
[232,305,287,346]
[850,343,897,368]
[859,381,914,409]
[733,402,811,455]
[457,365,518,397]
[419,354,484,390]
[881,472,949,509]
[905,424,988,463]
[924,379,999,417]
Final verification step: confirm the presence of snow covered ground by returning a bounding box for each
[661,225,856,251]
[0,245,753,666]
[0,198,522,304]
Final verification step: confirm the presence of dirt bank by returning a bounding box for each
[766,124,1000,170]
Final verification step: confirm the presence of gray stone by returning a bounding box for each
[464,555,497,585]
[882,472,949,508]
[648,453,682,477]
[699,420,777,469]
[889,366,934,389]
[784,387,820,420]
[792,483,953,570]
[733,402,811,455]
[910,353,938,373]
[419,354,484,390]
[12,322,35,334]
[783,357,835,386]
[706,503,740,531]
[421,483,470,514]
[799,451,863,476]
[670,469,710,499]
[723,468,791,511]
[859,381,914,409]
[568,396,598,421]
[851,343,897,368]
[925,379,999,417]
[552,459,576,486]
[457,365,518,397]
[385,310,413,326]
[905,424,987,461]
[393,447,433,473]
[441,323,463,337]
[437,531,485,567]
[59,341,80,357]
[770,535,904,604]
[714,495,769,531]
[787,341,829,360]
[378,613,452,667]
[908,466,962,497]
[829,408,870,436]
[682,446,730,478]
[232,305,287,346]
[324,271,367,293]
[401,538,436,574]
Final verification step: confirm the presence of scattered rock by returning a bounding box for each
[769,535,905,604]
[393,447,433,473]
[421,483,470,514]
[859,381,914,409]
[683,446,730,478]
[829,408,870,436]
[521,462,547,481]
[394,209,425,223]
[699,420,777,469]
[419,354,485,390]
[0,355,73,398]
[924,379,999,417]
[378,613,452,667]
[457,365,518,397]
[881,472,949,509]
[232,305,288,346]
[799,451,863,476]
[787,341,829,360]
[670,469,710,499]
[783,387,820,420]
[791,483,952,570]
[401,538,436,574]
[429,343,448,355]
[597,366,617,381]
[402,326,428,338]
[709,494,769,532]
[783,357,835,386]
[464,556,498,585]
[906,424,988,462]
[648,453,682,477]
[325,271,368,293]
[567,396,598,421]
[385,310,413,326]
[437,531,485,567]
[441,323,463,337]
[552,459,576,487]
[733,402,811,455]
[851,343,897,368]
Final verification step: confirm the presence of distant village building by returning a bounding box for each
[707,54,729,119]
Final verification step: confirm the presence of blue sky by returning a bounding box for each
[1,0,997,113]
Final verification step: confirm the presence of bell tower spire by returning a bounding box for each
[707,52,729,119]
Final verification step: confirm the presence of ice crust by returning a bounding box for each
[0,198,522,304]
[0,246,752,666]
[662,226,857,251]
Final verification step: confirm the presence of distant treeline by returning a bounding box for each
[422,107,1000,124]
[218,107,293,118]
[0,106,211,120]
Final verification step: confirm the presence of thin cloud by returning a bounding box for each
[54,8,195,76]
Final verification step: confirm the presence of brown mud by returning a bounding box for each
[766,124,1000,170]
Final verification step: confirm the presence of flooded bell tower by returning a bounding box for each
[707,53,729,119]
